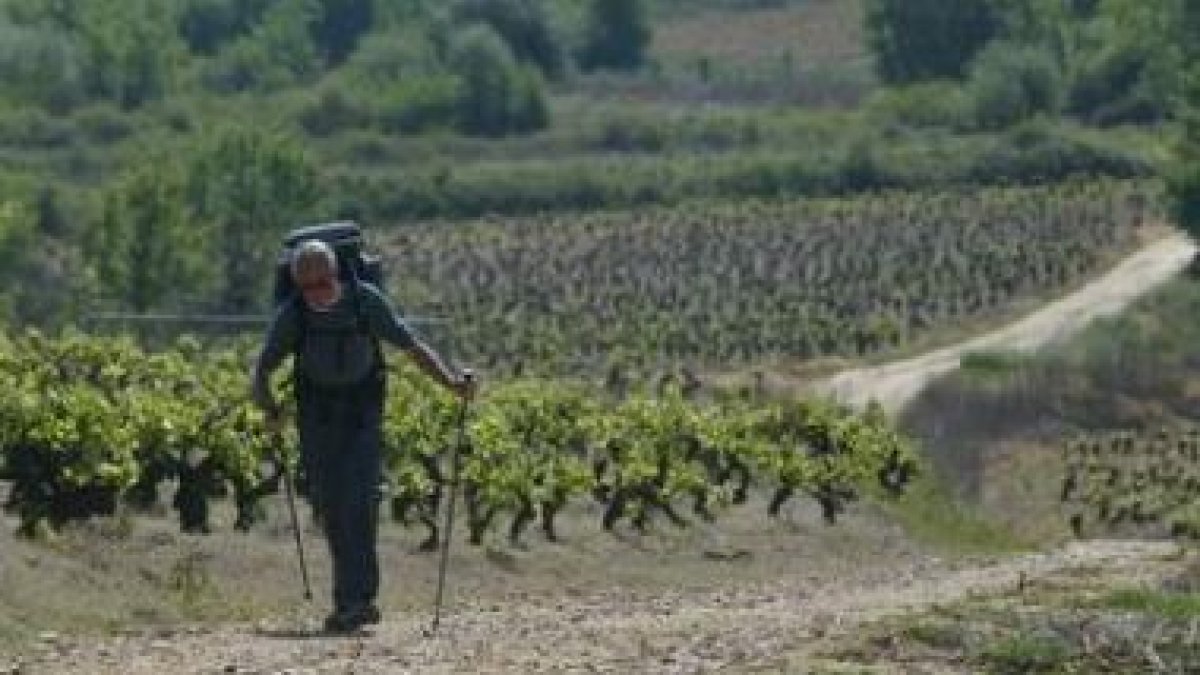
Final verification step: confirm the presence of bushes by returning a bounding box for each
[447,24,548,137]
[1168,159,1200,242]
[967,121,1150,185]
[864,82,972,131]
[968,43,1062,131]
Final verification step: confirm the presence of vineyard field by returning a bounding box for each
[0,332,916,544]
[382,180,1158,379]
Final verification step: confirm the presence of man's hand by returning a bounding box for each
[454,369,477,401]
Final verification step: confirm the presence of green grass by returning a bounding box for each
[877,472,1030,555]
[1095,588,1200,619]
[978,632,1075,673]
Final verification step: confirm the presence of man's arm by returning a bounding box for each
[361,284,474,398]
[251,301,298,416]
[405,338,468,394]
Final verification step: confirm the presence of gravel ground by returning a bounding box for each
[4,540,1178,674]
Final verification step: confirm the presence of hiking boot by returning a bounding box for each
[356,603,382,625]
[323,604,381,633]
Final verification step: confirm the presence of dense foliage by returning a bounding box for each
[0,331,916,543]
[865,0,1188,127]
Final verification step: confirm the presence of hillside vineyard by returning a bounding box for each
[0,333,916,543]
[384,180,1156,378]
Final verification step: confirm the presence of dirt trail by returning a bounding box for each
[7,540,1180,674]
[817,233,1197,413]
[5,235,1197,674]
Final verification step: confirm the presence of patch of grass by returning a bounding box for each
[978,632,1075,673]
[899,619,969,651]
[958,350,1036,382]
[1095,588,1200,620]
[879,472,1030,555]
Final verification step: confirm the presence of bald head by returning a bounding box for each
[291,239,337,280]
[291,240,341,309]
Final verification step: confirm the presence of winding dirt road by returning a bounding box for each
[4,233,1196,674]
[817,233,1197,413]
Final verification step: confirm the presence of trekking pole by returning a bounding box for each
[275,429,313,601]
[426,369,474,637]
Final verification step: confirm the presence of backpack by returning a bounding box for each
[272,221,384,306]
[273,221,387,390]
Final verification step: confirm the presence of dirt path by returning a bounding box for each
[816,233,1197,413]
[7,539,1179,674]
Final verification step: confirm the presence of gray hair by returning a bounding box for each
[290,239,337,279]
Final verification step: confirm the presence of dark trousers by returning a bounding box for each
[297,376,384,612]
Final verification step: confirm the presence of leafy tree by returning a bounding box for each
[185,126,324,312]
[200,0,320,94]
[258,0,322,83]
[452,0,565,78]
[1168,3,1200,243]
[85,161,213,312]
[448,24,547,137]
[968,41,1061,130]
[343,27,443,85]
[0,199,33,290]
[74,0,186,108]
[578,0,649,72]
[178,0,273,54]
[311,0,374,66]
[0,21,86,111]
[864,0,1001,84]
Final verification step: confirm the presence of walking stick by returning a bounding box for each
[275,429,313,601]
[426,370,474,636]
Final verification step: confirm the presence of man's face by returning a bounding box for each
[295,263,339,311]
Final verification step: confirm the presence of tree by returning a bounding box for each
[311,0,374,67]
[74,0,186,108]
[449,24,547,137]
[864,0,1001,84]
[185,126,324,312]
[258,0,322,83]
[178,0,274,55]
[578,0,649,72]
[452,0,565,78]
[0,21,87,111]
[1168,3,1200,243]
[968,41,1062,130]
[86,162,213,312]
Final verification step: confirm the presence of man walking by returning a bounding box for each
[252,239,475,632]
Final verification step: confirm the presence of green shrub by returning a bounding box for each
[1168,157,1200,241]
[0,107,77,149]
[864,81,971,131]
[71,104,134,145]
[969,42,1062,131]
[295,82,372,137]
[979,632,1074,673]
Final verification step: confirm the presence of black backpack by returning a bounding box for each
[274,221,387,388]
[272,221,385,306]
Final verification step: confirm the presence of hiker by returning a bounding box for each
[252,238,475,632]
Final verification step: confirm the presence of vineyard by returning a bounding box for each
[383,179,1157,378]
[1062,427,1200,540]
[0,331,916,545]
